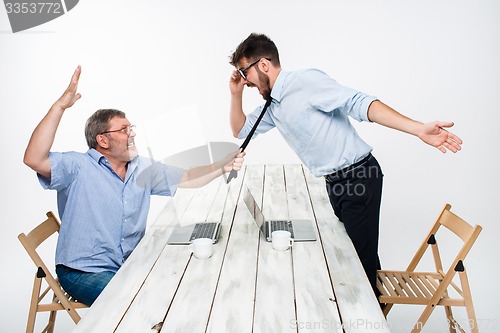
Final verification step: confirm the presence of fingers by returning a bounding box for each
[231,70,239,80]
[447,132,463,145]
[437,121,454,129]
[446,136,461,152]
[231,70,243,82]
[437,131,462,153]
[232,159,244,171]
[229,151,245,171]
[229,70,246,94]
[70,65,81,88]
[65,65,81,97]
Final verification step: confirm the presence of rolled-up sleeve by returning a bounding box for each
[308,69,377,122]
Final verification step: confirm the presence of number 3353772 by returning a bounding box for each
[5,2,62,14]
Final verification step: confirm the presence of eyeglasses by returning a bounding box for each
[100,124,136,135]
[237,57,271,80]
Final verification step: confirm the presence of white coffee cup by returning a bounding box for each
[190,238,214,259]
[271,230,294,251]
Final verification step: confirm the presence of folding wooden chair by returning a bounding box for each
[18,211,88,333]
[377,204,482,333]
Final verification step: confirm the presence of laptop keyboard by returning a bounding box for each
[270,220,295,238]
[190,222,218,241]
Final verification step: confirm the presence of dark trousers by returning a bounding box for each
[325,154,383,296]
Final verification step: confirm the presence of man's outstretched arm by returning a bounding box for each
[177,150,245,189]
[367,100,463,153]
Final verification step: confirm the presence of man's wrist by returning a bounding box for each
[51,102,66,113]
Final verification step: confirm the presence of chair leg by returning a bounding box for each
[444,306,457,333]
[383,303,394,317]
[459,270,479,333]
[438,287,457,333]
[411,303,437,333]
[26,275,42,333]
[46,293,58,333]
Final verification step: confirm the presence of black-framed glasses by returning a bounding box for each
[100,124,136,135]
[237,57,271,80]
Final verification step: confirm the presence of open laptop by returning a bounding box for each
[167,222,221,245]
[243,187,317,242]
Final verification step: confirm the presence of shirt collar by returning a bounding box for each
[87,148,139,171]
[270,69,289,103]
[88,148,105,163]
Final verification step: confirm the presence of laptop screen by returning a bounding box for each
[243,187,266,229]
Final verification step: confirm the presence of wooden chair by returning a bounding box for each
[377,204,482,333]
[18,211,88,333]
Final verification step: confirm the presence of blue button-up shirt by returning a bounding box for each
[238,69,378,177]
[38,149,183,273]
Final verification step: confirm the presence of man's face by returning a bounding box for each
[102,117,138,162]
[238,57,272,100]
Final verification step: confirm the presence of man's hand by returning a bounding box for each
[229,70,245,95]
[418,121,463,153]
[24,65,83,178]
[53,65,82,110]
[222,149,246,173]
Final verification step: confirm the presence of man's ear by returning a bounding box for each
[259,58,271,74]
[96,134,109,149]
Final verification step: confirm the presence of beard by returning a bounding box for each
[127,146,139,161]
[256,68,272,101]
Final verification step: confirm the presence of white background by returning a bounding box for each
[1,1,499,332]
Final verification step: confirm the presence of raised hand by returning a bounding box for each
[54,65,82,110]
[418,121,463,153]
[229,70,246,95]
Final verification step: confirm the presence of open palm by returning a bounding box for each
[418,121,462,153]
[55,65,82,110]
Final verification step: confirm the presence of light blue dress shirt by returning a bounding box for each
[238,69,378,177]
[38,149,183,273]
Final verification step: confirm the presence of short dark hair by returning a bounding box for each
[230,33,280,67]
[85,109,126,149]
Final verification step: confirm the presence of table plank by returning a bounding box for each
[206,165,262,333]
[253,165,297,333]
[284,165,343,333]
[159,171,245,332]
[303,170,391,333]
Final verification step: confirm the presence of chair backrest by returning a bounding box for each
[18,211,60,274]
[406,203,482,274]
[19,211,87,332]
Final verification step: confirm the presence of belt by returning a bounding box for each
[324,153,372,182]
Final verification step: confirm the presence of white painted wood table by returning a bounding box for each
[72,165,390,333]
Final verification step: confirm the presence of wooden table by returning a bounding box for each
[72,165,390,333]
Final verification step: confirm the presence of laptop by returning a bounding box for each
[243,187,317,242]
[167,222,221,245]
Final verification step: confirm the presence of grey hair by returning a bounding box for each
[85,109,126,149]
